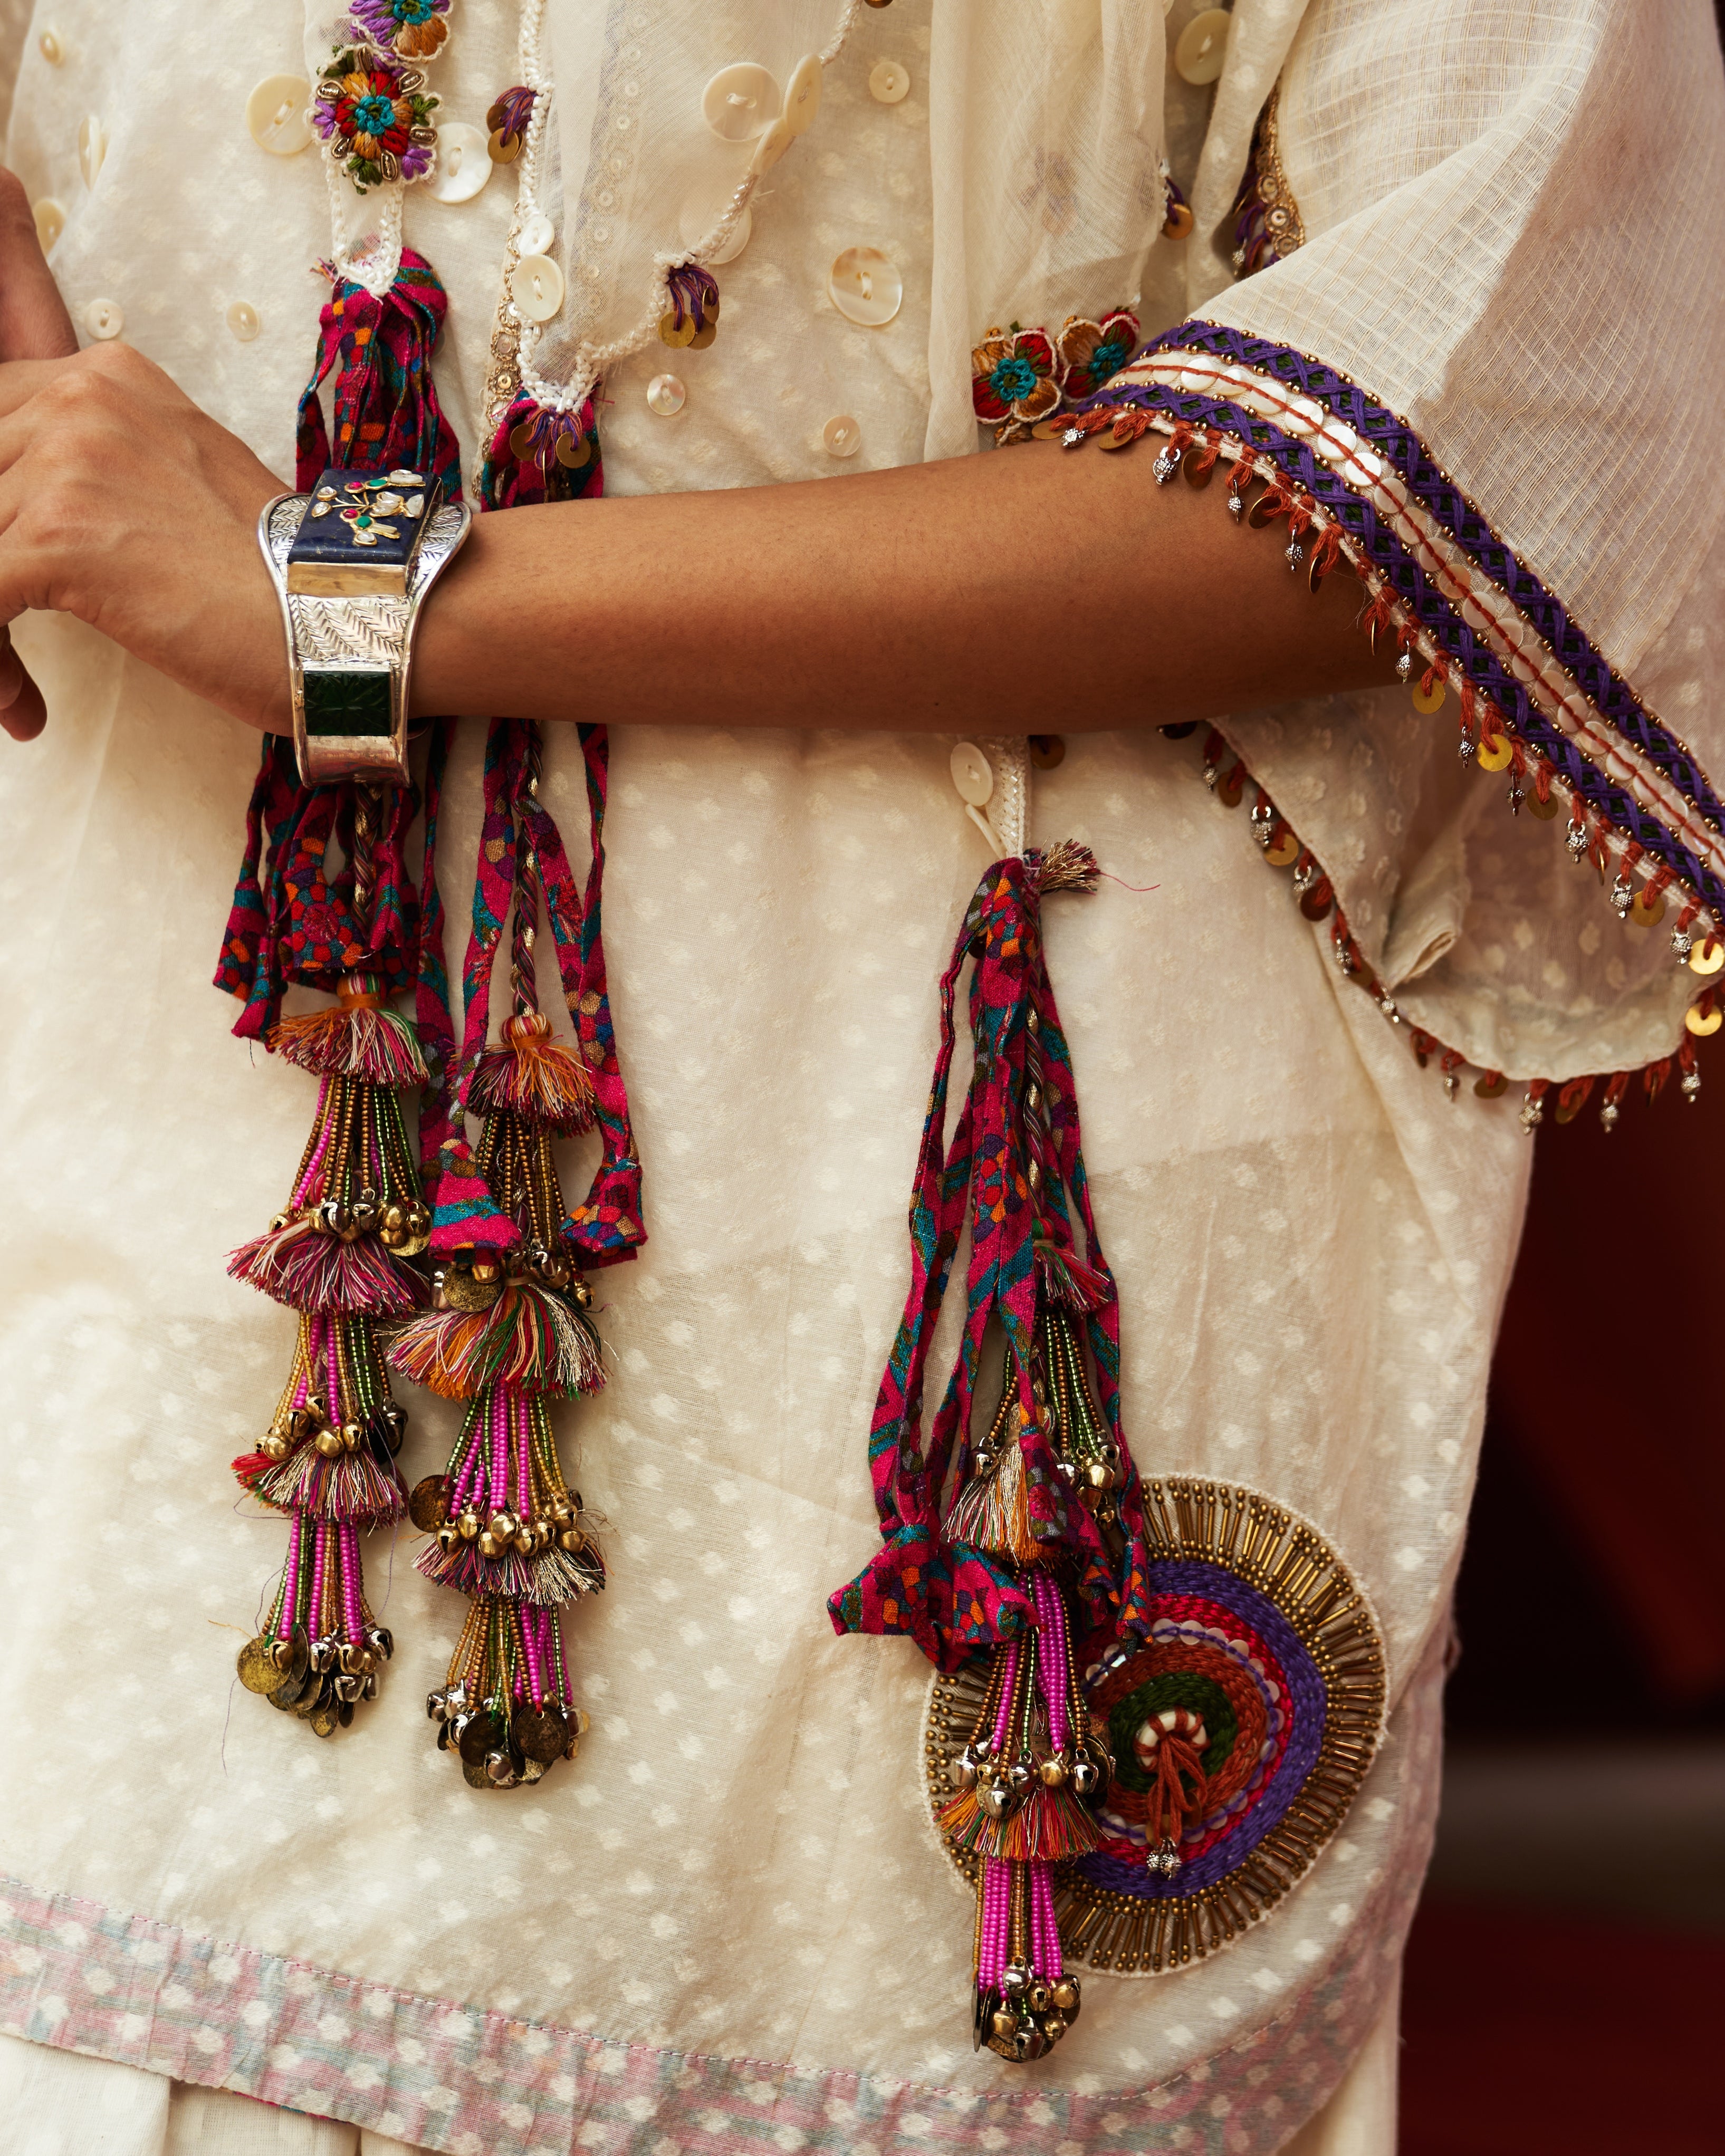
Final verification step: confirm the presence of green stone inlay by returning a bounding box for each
[303,670,392,738]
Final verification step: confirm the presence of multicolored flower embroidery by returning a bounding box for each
[348,0,452,62]
[314,49,438,192]
[970,309,1141,445]
[971,326,1061,438]
[1058,307,1141,400]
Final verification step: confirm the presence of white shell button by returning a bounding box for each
[78,116,106,190]
[512,253,565,323]
[950,742,994,807]
[245,75,313,157]
[869,60,910,103]
[428,122,491,203]
[83,297,123,341]
[1175,9,1232,84]
[226,301,261,342]
[747,115,795,177]
[646,373,686,417]
[827,247,902,328]
[822,415,862,458]
[516,210,555,257]
[702,62,780,141]
[32,199,65,255]
[782,54,822,135]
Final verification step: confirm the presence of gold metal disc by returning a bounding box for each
[237,1635,282,1695]
[488,127,521,164]
[1264,833,1300,868]
[553,431,592,470]
[1299,886,1333,921]
[1690,937,1725,976]
[442,1270,502,1313]
[1629,889,1666,929]
[513,1704,570,1764]
[1184,454,1214,490]
[688,320,717,350]
[458,1709,506,1765]
[408,1476,449,1533]
[462,1757,494,1789]
[658,311,696,348]
[1473,1072,1508,1098]
[1527,789,1560,820]
[1475,731,1513,771]
[1411,678,1447,715]
[1685,1002,1722,1036]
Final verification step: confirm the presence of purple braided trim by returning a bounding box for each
[1074,1558,1325,1900]
[1081,325,1725,913]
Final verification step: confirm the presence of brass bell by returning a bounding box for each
[980,1783,1008,1819]
[1042,2013,1068,2042]
[1051,1977,1080,2014]
[556,1525,584,1553]
[1071,1757,1099,1796]
[1086,1458,1113,1490]
[484,1749,516,1786]
[457,1509,481,1541]
[435,1524,461,1554]
[1038,1756,1068,1787]
[339,1421,363,1453]
[260,1430,291,1462]
[1027,1980,1052,2014]
[314,1427,345,1459]
[367,1626,394,1661]
[477,1531,502,1560]
[513,1523,536,1555]
[426,1689,448,1722]
[473,1257,502,1286]
[951,1748,979,1791]
[990,2007,1018,2042]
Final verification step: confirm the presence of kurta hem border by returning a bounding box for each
[0,1868,1405,2155]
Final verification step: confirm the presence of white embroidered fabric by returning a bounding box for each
[1,1,1714,2151]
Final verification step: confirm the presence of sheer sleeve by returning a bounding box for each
[1077,0,1725,1125]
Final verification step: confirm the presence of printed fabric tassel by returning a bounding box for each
[219,249,461,1731]
[828,843,1152,2061]
[229,805,430,1731]
[400,713,643,1788]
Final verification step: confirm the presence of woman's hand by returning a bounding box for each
[0,166,289,742]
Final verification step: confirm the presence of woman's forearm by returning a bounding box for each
[416,437,1396,732]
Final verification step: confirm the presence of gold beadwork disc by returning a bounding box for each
[923,1477,1386,1981]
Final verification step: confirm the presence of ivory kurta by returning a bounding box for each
[1,2,1720,2152]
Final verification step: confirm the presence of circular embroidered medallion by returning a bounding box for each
[924,1478,1386,1976]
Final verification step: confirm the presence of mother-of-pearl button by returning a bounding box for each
[516,209,555,257]
[869,59,910,103]
[428,122,491,203]
[678,177,751,265]
[822,415,861,458]
[38,28,63,63]
[950,741,994,807]
[782,53,821,134]
[511,253,564,322]
[827,246,902,327]
[226,301,261,342]
[78,116,106,190]
[245,75,313,157]
[702,62,779,141]
[1174,8,1232,84]
[83,297,123,340]
[747,113,794,177]
[646,373,686,416]
[32,199,65,255]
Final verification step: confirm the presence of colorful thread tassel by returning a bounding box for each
[829,843,1152,2058]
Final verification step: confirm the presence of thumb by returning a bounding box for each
[0,166,78,360]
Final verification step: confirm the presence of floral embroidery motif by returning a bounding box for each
[349,0,453,62]
[971,309,1142,445]
[314,48,438,192]
[971,325,1062,434]
[1058,307,1141,400]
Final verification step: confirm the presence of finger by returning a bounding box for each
[0,168,78,362]
[0,626,46,742]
